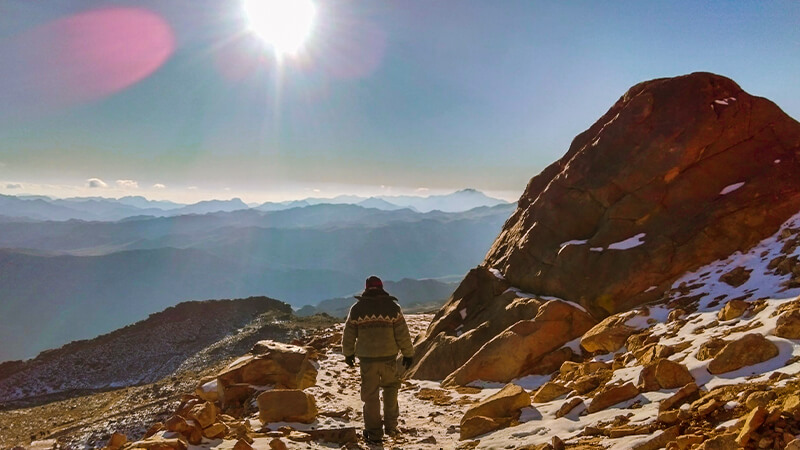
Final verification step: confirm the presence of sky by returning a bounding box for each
[0,0,798,204]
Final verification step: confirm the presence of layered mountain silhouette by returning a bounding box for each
[0,189,508,222]
[0,203,513,362]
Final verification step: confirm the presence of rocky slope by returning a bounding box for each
[0,297,334,406]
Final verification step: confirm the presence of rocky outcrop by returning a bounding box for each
[443,300,596,386]
[407,267,546,381]
[483,72,800,318]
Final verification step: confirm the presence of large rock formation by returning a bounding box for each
[409,72,800,383]
[484,72,800,317]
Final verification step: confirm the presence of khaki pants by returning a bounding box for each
[359,359,400,439]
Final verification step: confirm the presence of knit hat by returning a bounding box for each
[365,275,383,289]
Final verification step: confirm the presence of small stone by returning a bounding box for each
[233,439,254,450]
[657,409,679,425]
[268,438,288,450]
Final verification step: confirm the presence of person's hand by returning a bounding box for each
[402,356,413,369]
[345,355,355,367]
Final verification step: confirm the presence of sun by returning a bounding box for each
[242,0,317,57]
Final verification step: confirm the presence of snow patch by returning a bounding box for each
[719,182,745,195]
[459,308,467,320]
[489,268,505,280]
[558,239,588,254]
[608,233,646,250]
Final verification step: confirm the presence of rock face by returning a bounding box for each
[483,72,800,318]
[443,300,596,386]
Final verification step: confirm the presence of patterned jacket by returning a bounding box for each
[341,288,414,362]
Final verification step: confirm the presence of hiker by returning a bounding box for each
[342,275,415,443]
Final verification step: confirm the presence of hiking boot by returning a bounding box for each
[385,428,400,438]
[363,431,383,444]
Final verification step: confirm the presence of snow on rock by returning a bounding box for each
[558,239,588,254]
[607,233,646,250]
[719,181,745,195]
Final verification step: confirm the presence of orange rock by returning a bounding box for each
[257,389,318,424]
[189,401,218,429]
[654,359,694,389]
[462,384,531,423]
[555,397,583,418]
[532,382,571,403]
[232,439,254,450]
[587,383,639,414]
[217,341,317,391]
[107,433,127,450]
[775,310,800,339]
[443,300,596,385]
[736,406,767,446]
[580,312,640,354]
[707,333,779,374]
[717,299,749,321]
[659,382,699,411]
[203,422,228,439]
[268,438,288,450]
[460,416,506,440]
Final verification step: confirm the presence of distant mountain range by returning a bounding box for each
[0,202,516,362]
[0,189,510,222]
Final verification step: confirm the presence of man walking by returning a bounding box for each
[342,276,414,443]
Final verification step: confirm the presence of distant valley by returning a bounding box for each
[0,190,513,362]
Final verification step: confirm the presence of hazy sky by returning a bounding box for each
[1,0,798,203]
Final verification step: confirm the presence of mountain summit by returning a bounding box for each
[485,72,800,317]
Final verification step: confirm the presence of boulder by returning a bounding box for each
[483,72,800,318]
[219,383,256,409]
[203,422,228,439]
[736,406,767,446]
[707,333,779,374]
[460,416,509,440]
[719,266,752,288]
[189,401,217,429]
[774,309,800,339]
[717,299,749,321]
[580,311,641,354]
[128,437,188,450]
[555,397,583,418]
[461,383,531,423]
[587,383,639,414]
[443,300,596,385]
[659,383,699,411]
[653,359,694,389]
[532,382,571,403]
[696,337,727,361]
[217,341,317,391]
[257,390,318,424]
[107,433,127,450]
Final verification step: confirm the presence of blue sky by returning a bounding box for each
[0,0,798,203]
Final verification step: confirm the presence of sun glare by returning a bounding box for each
[242,0,316,57]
